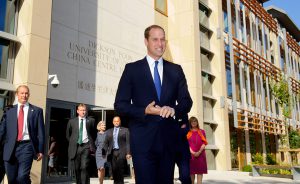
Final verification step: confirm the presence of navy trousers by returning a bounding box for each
[4,141,34,184]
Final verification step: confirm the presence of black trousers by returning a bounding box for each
[111,149,126,184]
[73,143,90,184]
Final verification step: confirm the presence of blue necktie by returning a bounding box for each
[113,128,119,149]
[154,61,162,100]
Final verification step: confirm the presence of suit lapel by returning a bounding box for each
[160,60,169,103]
[85,118,90,136]
[27,104,34,128]
[75,117,79,135]
[12,105,18,129]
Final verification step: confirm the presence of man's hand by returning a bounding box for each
[180,124,186,129]
[145,101,161,115]
[36,153,43,161]
[160,106,175,118]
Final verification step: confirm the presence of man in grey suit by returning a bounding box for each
[66,104,96,184]
[103,116,131,184]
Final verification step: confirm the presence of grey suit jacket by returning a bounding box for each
[66,117,96,159]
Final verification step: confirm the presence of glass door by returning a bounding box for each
[42,100,76,183]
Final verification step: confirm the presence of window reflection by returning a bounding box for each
[0,0,16,34]
[0,39,9,79]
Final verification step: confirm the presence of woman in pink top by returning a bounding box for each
[187,116,208,184]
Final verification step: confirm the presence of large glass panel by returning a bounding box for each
[235,63,241,102]
[223,11,228,33]
[0,38,10,79]
[226,64,232,98]
[47,107,72,178]
[0,0,16,34]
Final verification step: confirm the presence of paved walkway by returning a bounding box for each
[88,170,299,184]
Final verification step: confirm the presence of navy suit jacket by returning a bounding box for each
[114,58,193,155]
[0,104,45,161]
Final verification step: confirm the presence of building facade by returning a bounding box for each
[0,0,299,183]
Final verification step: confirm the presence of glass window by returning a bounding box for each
[155,0,167,16]
[0,0,16,34]
[280,56,285,72]
[0,38,10,79]
[223,11,228,33]
[226,62,232,98]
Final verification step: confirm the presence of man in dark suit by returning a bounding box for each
[66,104,96,184]
[103,116,130,184]
[175,114,192,184]
[0,85,45,184]
[0,105,13,182]
[114,25,193,184]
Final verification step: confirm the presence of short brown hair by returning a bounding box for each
[144,25,165,40]
[15,85,30,94]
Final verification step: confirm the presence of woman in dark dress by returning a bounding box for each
[95,121,107,184]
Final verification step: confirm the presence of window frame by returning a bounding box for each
[155,0,168,16]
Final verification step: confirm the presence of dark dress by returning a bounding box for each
[95,132,107,169]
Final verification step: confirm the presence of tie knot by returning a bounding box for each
[155,61,159,66]
[81,119,83,122]
[20,105,24,109]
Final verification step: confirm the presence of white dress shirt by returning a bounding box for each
[146,55,163,84]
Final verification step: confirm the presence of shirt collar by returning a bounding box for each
[146,55,163,66]
[79,117,86,121]
[18,102,29,107]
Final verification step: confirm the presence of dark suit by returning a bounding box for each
[175,114,191,184]
[66,117,96,184]
[114,58,193,184]
[103,127,130,184]
[0,104,45,183]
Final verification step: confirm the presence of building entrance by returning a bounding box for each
[42,100,76,183]
[43,100,130,182]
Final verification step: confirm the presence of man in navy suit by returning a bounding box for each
[0,85,45,183]
[114,25,193,184]
[175,114,192,184]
